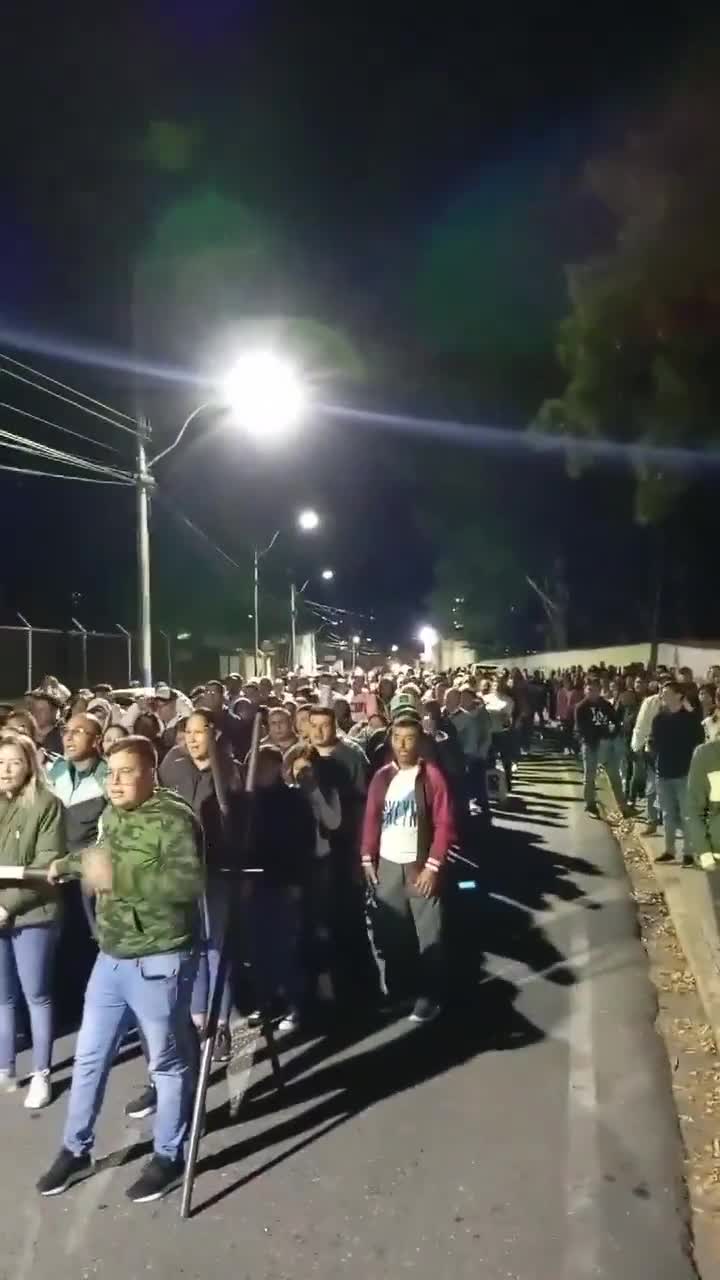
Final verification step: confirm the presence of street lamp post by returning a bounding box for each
[136,420,154,687]
[289,565,333,670]
[135,350,308,685]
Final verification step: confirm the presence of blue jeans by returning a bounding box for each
[645,755,660,825]
[582,740,625,809]
[191,878,232,1025]
[657,776,689,856]
[0,923,58,1074]
[64,949,197,1161]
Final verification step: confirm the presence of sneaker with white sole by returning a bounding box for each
[37,1148,93,1196]
[278,1008,300,1034]
[126,1154,183,1204]
[125,1083,157,1121]
[408,998,442,1025]
[0,1068,18,1094]
[25,1071,51,1110]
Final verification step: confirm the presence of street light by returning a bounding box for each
[257,510,321,676]
[134,351,310,684]
[298,508,320,532]
[290,559,334,670]
[222,351,308,442]
[418,625,439,663]
[391,644,399,653]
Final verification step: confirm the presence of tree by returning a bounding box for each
[536,55,720,526]
[422,468,569,654]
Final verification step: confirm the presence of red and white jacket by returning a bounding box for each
[360,759,457,875]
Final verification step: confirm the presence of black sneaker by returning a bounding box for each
[655,851,676,864]
[682,855,696,868]
[37,1148,93,1197]
[585,803,600,817]
[125,1084,157,1120]
[408,997,442,1026]
[126,1154,183,1204]
[213,1025,232,1064]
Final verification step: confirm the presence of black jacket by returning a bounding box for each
[575,697,619,747]
[650,708,705,780]
[159,746,242,871]
[251,782,315,888]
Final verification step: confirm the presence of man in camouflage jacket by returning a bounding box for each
[38,736,205,1205]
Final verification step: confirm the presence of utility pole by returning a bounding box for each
[136,418,153,687]
[290,580,297,670]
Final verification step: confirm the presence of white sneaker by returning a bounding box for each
[24,1071,51,1110]
[0,1069,18,1094]
[278,1009,300,1034]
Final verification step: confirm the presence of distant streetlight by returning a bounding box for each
[418,625,439,662]
[391,644,399,653]
[321,568,334,581]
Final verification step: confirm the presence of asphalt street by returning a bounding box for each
[0,755,697,1280]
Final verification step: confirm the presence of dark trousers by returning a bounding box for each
[490,731,514,790]
[367,859,445,1002]
[466,757,491,817]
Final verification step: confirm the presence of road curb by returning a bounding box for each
[605,792,720,1049]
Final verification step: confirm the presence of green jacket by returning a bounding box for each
[0,786,65,926]
[55,787,204,959]
[687,740,720,859]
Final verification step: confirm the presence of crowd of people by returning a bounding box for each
[0,655,718,1204]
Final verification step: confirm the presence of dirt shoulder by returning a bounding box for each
[614,819,720,1276]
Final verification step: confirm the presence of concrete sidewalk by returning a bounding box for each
[604,791,720,1052]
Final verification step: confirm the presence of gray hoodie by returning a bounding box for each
[450,705,492,761]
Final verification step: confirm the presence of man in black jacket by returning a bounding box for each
[575,679,627,816]
[246,745,315,1032]
[650,682,704,865]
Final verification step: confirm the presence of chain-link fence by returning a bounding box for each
[0,622,134,699]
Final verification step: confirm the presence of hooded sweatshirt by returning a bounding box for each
[687,740,720,858]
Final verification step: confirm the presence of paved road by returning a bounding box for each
[0,756,697,1280]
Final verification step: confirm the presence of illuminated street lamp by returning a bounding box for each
[222,351,308,442]
[418,624,439,663]
[134,350,310,684]
[298,508,320,531]
[321,568,335,581]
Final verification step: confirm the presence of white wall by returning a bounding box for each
[476,642,653,672]
[657,642,720,679]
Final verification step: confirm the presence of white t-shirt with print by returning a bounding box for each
[379,766,419,864]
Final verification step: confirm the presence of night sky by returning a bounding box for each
[0,3,716,654]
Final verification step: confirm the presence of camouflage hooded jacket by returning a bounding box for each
[55,787,204,958]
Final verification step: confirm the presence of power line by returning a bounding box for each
[0,400,124,457]
[0,462,132,485]
[0,363,139,438]
[0,351,138,423]
[0,427,133,480]
[155,493,246,574]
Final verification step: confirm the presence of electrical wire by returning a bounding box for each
[154,492,246,573]
[0,401,124,457]
[0,363,139,438]
[0,351,138,423]
[0,427,133,480]
[0,462,132,485]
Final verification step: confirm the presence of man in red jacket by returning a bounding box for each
[361,708,456,1025]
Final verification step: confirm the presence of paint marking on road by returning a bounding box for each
[562,868,603,1277]
[11,1204,42,1280]
[64,1128,139,1257]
